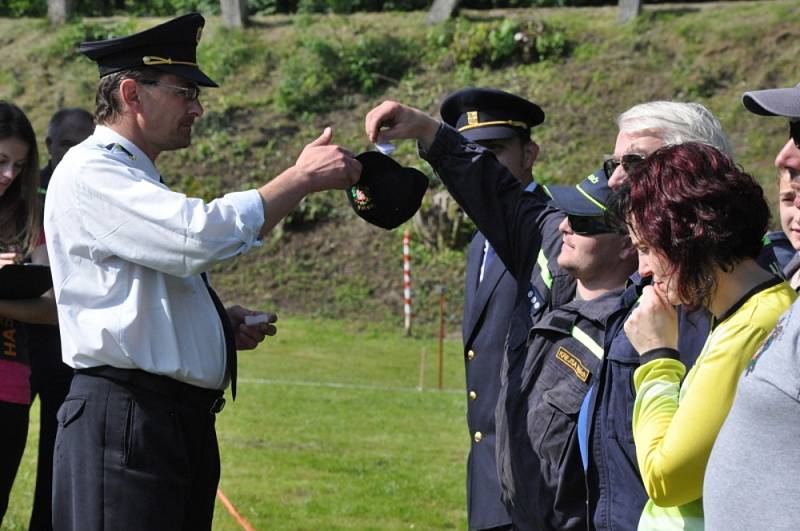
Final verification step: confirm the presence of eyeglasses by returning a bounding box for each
[139,80,201,102]
[603,153,646,180]
[790,120,800,149]
[567,214,616,236]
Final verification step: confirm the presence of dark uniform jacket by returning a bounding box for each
[421,125,579,528]
[500,289,622,531]
[462,232,515,530]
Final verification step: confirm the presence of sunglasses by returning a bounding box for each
[139,80,201,102]
[567,214,616,236]
[603,153,646,180]
[790,120,800,149]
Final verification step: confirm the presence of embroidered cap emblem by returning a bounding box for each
[350,186,374,211]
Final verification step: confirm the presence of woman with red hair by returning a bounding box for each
[610,142,796,530]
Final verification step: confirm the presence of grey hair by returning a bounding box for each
[617,101,733,158]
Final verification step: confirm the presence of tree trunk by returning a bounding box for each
[47,0,72,24]
[619,0,642,23]
[426,0,459,25]
[220,0,249,28]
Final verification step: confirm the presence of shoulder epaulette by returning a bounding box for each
[103,143,136,161]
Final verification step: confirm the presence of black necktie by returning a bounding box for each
[202,272,238,400]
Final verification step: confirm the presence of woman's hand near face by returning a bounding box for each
[624,284,679,354]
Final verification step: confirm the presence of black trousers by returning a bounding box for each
[52,367,225,531]
[0,400,29,525]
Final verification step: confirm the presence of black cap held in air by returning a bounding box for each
[347,152,429,230]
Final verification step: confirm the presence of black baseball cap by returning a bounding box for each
[543,168,611,217]
[440,88,544,142]
[347,152,429,230]
[79,13,218,87]
[743,83,800,118]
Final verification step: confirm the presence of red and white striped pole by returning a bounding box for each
[403,229,412,337]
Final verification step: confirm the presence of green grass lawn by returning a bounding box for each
[3,317,470,530]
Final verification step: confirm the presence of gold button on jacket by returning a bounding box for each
[473,431,483,443]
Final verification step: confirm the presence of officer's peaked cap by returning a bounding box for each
[79,13,218,88]
[440,87,544,142]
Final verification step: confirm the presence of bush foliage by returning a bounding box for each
[276,34,421,114]
[427,18,568,68]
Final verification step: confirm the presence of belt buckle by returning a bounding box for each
[210,397,226,414]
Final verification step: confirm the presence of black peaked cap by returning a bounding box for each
[79,12,218,87]
[440,87,544,142]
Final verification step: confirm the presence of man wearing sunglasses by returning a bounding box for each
[439,88,543,531]
[581,100,784,531]
[578,101,739,531]
[493,169,636,530]
[45,14,360,530]
[701,81,800,531]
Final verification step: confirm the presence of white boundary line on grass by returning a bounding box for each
[238,377,463,394]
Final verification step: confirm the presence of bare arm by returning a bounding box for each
[0,244,58,325]
[257,127,361,237]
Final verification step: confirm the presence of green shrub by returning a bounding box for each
[295,0,425,13]
[249,0,300,15]
[427,18,569,70]
[283,191,341,229]
[276,34,420,114]
[0,0,46,17]
[70,0,220,17]
[43,19,137,62]
[198,27,266,81]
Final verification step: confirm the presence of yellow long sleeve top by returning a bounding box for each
[632,281,795,531]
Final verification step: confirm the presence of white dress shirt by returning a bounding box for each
[44,126,264,389]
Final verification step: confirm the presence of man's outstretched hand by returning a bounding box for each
[365,101,441,152]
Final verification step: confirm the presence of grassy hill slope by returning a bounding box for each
[1,0,799,329]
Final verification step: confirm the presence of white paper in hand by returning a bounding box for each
[244,314,272,326]
[375,142,396,155]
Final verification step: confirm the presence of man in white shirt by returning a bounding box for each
[44,13,360,531]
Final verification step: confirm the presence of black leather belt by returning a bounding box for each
[77,366,226,414]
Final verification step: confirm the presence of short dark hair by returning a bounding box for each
[48,107,94,137]
[94,68,159,125]
[610,142,770,308]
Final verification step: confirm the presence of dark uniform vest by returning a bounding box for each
[499,290,621,531]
